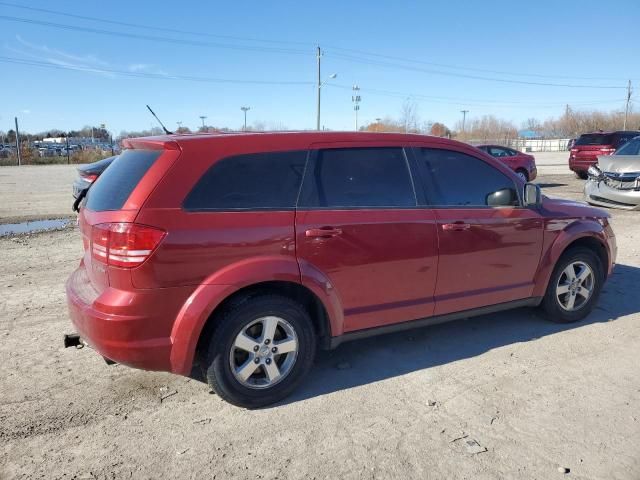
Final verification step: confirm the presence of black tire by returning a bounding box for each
[515,168,529,182]
[203,295,316,408]
[540,247,604,323]
[575,171,588,180]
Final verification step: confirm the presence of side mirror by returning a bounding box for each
[523,183,542,207]
[486,188,518,207]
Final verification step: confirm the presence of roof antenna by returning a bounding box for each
[146,104,173,135]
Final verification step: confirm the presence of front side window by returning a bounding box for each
[489,146,513,158]
[298,147,416,208]
[414,148,519,207]
[184,150,307,210]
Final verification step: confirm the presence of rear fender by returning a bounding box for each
[169,255,342,375]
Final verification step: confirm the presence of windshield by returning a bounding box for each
[575,134,613,146]
[615,137,640,155]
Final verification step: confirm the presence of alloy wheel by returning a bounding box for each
[556,261,595,311]
[229,316,299,389]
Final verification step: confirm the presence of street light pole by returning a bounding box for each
[460,110,469,133]
[623,80,632,130]
[352,85,361,131]
[316,46,322,130]
[241,106,250,131]
[199,116,207,130]
[14,117,21,166]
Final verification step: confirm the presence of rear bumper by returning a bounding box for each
[584,180,640,210]
[569,157,597,173]
[65,266,192,373]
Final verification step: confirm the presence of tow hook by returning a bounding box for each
[63,333,84,349]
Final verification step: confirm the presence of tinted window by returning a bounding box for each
[616,137,640,155]
[184,150,307,210]
[575,134,613,146]
[488,146,514,157]
[86,149,160,211]
[415,148,519,207]
[613,133,639,147]
[299,147,415,208]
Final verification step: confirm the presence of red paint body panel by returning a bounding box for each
[65,132,615,378]
[296,208,438,332]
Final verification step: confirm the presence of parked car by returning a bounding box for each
[475,145,537,181]
[569,130,640,179]
[65,132,616,408]
[584,135,640,210]
[72,155,116,200]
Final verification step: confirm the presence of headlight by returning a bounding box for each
[588,165,603,179]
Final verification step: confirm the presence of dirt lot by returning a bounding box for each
[1,164,639,479]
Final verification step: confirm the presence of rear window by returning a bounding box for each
[86,149,160,211]
[575,134,613,146]
[184,150,307,210]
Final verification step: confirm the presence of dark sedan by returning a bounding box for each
[72,156,116,200]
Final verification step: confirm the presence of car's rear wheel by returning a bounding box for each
[203,295,316,408]
[575,171,588,180]
[540,247,603,323]
[515,169,529,182]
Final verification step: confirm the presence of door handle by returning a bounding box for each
[305,227,343,238]
[442,222,471,231]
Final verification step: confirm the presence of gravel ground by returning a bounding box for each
[1,165,639,479]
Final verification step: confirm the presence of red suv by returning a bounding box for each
[475,144,537,182]
[66,132,616,408]
[569,130,640,178]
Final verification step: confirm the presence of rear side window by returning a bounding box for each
[298,147,415,208]
[415,148,519,207]
[575,134,613,146]
[184,150,307,210]
[616,137,640,155]
[86,149,160,211]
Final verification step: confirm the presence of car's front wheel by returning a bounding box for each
[540,247,604,323]
[203,295,316,408]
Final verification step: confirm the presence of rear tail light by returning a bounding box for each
[91,223,165,268]
[80,173,99,182]
[599,147,616,155]
[570,148,578,153]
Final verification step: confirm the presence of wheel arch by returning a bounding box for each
[169,256,341,376]
[533,221,610,298]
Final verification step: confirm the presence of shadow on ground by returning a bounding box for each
[537,182,568,188]
[278,263,640,406]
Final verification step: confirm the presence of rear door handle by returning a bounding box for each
[442,222,471,231]
[305,227,343,238]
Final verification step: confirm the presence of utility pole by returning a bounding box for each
[176,121,183,131]
[14,117,21,166]
[66,133,70,164]
[199,116,207,130]
[460,110,469,133]
[624,80,632,130]
[352,85,361,131]
[316,46,322,130]
[241,106,250,131]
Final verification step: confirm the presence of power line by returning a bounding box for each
[326,84,624,108]
[0,15,312,56]
[324,45,631,83]
[1,2,635,86]
[327,52,627,89]
[0,1,312,47]
[0,55,314,85]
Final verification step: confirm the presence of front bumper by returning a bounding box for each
[65,266,188,372]
[584,179,640,210]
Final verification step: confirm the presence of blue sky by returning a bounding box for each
[0,0,638,135]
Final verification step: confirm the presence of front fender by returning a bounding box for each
[168,255,343,375]
[532,219,609,298]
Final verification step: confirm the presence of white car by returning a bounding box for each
[585,136,640,210]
